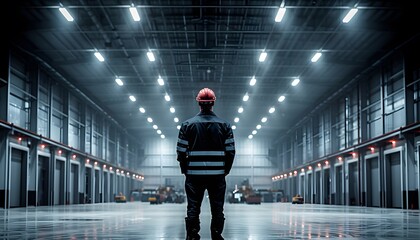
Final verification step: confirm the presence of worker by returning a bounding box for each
[176,87,236,240]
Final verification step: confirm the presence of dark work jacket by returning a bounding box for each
[176,110,235,175]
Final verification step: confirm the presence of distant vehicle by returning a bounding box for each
[148,194,163,204]
[115,192,127,203]
[292,194,304,204]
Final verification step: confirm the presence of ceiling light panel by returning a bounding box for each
[59,7,74,22]
[129,6,140,21]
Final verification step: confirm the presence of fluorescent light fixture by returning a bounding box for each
[256,124,261,129]
[160,134,165,139]
[248,135,253,139]
[165,94,171,101]
[129,95,136,102]
[342,8,358,23]
[250,76,257,86]
[259,51,267,62]
[59,7,74,22]
[311,52,322,62]
[269,107,276,113]
[94,52,105,62]
[261,117,268,123]
[291,78,300,86]
[147,117,153,123]
[238,107,244,113]
[147,51,155,61]
[157,130,162,134]
[153,125,158,129]
[115,78,123,86]
[243,93,249,102]
[252,130,257,135]
[174,117,179,122]
[129,6,140,21]
[177,125,181,130]
[139,107,145,113]
[170,107,175,113]
[234,117,239,123]
[278,95,286,102]
[157,76,164,86]
[275,7,286,22]
[232,125,236,130]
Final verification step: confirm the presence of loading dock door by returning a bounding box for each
[38,156,49,206]
[385,151,402,208]
[323,168,330,204]
[54,160,65,205]
[10,148,27,208]
[335,165,343,205]
[94,169,100,203]
[70,164,79,204]
[110,173,114,202]
[366,157,380,207]
[299,175,304,197]
[315,170,321,204]
[85,167,92,203]
[348,162,358,206]
[306,173,312,203]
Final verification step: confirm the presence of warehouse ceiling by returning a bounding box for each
[9,0,419,145]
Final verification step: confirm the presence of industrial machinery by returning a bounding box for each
[228,180,261,204]
[292,194,304,204]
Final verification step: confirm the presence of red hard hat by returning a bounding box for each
[196,88,216,102]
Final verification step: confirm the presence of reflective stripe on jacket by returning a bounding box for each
[176,110,235,175]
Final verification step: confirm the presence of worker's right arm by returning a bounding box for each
[224,124,235,175]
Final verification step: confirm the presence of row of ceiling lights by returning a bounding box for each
[58,4,359,139]
[240,5,358,139]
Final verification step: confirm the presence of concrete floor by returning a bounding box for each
[1,199,419,239]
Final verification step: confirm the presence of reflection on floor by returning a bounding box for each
[1,200,419,239]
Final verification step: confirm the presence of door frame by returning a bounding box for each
[383,146,404,209]
[8,143,29,208]
[364,153,380,207]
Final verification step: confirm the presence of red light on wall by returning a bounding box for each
[370,147,375,153]
[280,175,283,179]
[338,157,342,161]
[103,165,106,168]
[317,163,321,167]
[325,161,329,165]
[110,167,113,170]
[308,166,312,170]
[86,159,90,163]
[283,174,287,177]
[352,152,356,158]
[41,144,45,149]
[58,150,62,154]
[18,137,22,141]
[121,171,124,174]
[72,154,76,159]
[391,140,396,146]
[293,170,297,175]
[116,169,119,172]
[301,168,305,172]
[94,162,98,165]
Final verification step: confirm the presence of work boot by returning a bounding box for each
[210,218,225,240]
[185,217,200,240]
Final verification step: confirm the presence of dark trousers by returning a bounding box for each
[185,174,226,221]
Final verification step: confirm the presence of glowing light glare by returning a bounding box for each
[317,163,321,167]
[234,117,239,123]
[103,165,106,168]
[291,78,300,86]
[238,107,244,113]
[157,130,162,134]
[177,125,181,130]
[325,161,329,165]
[301,168,305,172]
[18,137,22,141]
[170,107,175,113]
[95,161,98,165]
[129,6,140,21]
[261,117,268,123]
[86,159,90,163]
[147,51,155,61]
[259,51,267,62]
[242,93,249,102]
[232,125,236,130]
[129,95,136,102]
[160,134,165,139]
[278,95,286,102]
[153,125,158,129]
[115,78,123,86]
[311,52,322,62]
[252,130,257,135]
[157,76,164,86]
[370,147,375,153]
[58,150,62,154]
[269,107,275,113]
[174,117,179,122]
[165,94,171,101]
[275,7,286,22]
[59,7,74,21]
[342,8,358,23]
[147,117,153,123]
[338,157,343,161]
[139,107,145,113]
[94,52,105,62]
[72,154,76,159]
[250,76,257,86]
[256,124,261,129]
[110,167,113,170]
[308,166,312,170]
[41,144,45,149]
[248,135,253,139]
